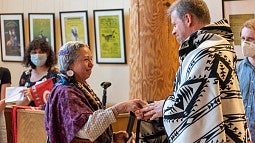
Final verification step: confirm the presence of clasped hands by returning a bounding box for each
[134,100,165,120]
[112,99,165,143]
[113,99,165,120]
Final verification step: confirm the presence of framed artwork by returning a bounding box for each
[28,13,55,52]
[59,11,89,45]
[93,9,126,64]
[222,0,255,60]
[0,13,25,62]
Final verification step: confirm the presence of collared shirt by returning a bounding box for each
[237,57,255,141]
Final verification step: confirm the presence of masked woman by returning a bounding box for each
[17,38,58,107]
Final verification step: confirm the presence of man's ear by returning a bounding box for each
[183,13,192,27]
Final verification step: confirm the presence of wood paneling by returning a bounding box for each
[129,0,179,101]
[17,109,46,143]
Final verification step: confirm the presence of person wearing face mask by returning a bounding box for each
[237,19,255,142]
[17,38,59,107]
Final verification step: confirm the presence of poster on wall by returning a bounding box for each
[0,13,24,62]
[60,11,89,45]
[93,9,126,64]
[28,13,55,52]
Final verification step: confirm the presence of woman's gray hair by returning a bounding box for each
[58,41,89,73]
[167,0,211,25]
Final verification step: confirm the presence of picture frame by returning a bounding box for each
[93,9,126,64]
[222,0,255,60]
[0,13,25,62]
[28,13,55,52]
[59,11,89,45]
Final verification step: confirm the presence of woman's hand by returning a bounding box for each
[112,99,147,115]
[21,88,33,102]
[0,99,6,112]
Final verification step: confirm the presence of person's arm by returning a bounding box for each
[0,83,10,112]
[0,99,6,112]
[76,108,116,141]
[76,99,147,141]
[0,68,11,112]
[1,83,10,100]
[16,70,33,106]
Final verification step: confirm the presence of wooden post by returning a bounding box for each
[129,0,179,101]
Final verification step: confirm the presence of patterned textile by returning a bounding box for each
[163,20,250,143]
[44,74,112,143]
[19,67,58,87]
[19,67,58,107]
[136,117,167,143]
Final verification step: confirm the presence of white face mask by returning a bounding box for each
[241,41,255,58]
[30,53,47,66]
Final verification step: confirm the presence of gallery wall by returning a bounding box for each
[0,0,223,105]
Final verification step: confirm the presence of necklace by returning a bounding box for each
[74,81,102,110]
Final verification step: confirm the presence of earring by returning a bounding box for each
[66,70,74,77]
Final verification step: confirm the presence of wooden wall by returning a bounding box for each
[129,0,179,101]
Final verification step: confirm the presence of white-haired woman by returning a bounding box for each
[44,41,146,143]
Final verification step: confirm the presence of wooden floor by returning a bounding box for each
[4,106,136,143]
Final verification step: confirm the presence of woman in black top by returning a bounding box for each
[0,67,11,111]
[17,38,58,107]
[0,66,11,143]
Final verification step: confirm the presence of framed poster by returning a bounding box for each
[59,11,89,45]
[93,9,126,64]
[222,0,255,60]
[0,13,25,62]
[28,13,55,52]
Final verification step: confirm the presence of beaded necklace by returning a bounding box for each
[73,81,102,110]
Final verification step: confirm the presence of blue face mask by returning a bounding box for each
[30,53,47,66]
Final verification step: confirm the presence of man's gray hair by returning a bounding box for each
[58,41,89,73]
[167,0,211,25]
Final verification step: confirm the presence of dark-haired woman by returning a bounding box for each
[17,38,58,106]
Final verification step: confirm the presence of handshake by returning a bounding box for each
[111,99,165,120]
[110,99,165,143]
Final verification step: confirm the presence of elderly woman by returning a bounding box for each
[44,41,146,143]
